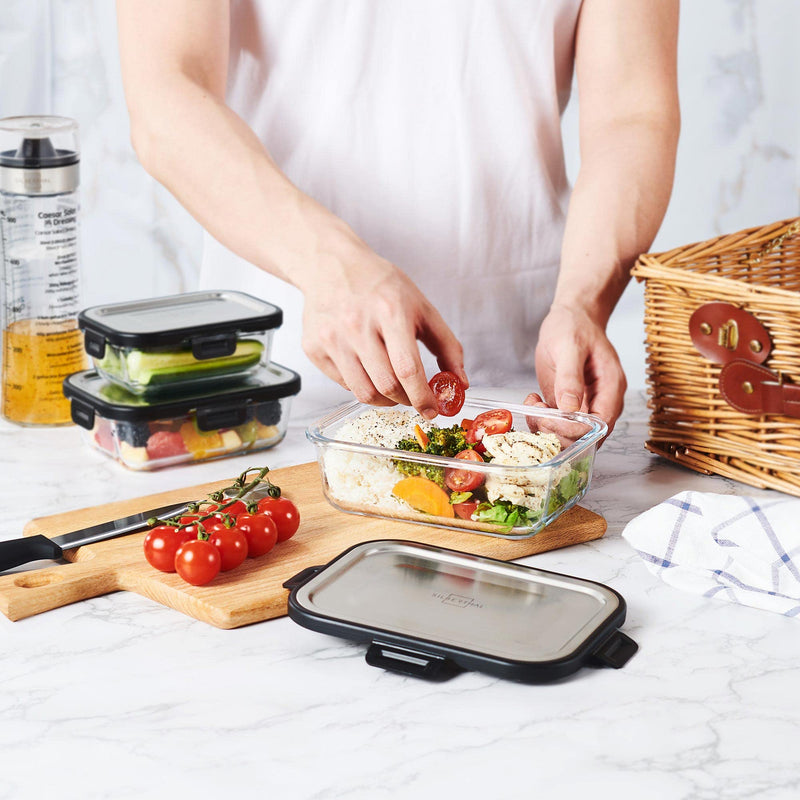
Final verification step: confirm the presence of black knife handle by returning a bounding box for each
[0,536,63,573]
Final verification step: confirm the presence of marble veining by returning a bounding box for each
[0,392,799,800]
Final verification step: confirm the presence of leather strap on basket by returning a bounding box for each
[689,302,800,417]
[719,361,800,418]
[689,303,771,365]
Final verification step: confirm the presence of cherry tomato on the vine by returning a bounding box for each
[236,513,278,557]
[143,525,195,573]
[256,497,300,542]
[428,371,465,417]
[444,449,485,493]
[207,500,248,518]
[174,539,221,586]
[208,526,249,571]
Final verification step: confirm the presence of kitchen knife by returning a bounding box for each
[0,502,193,573]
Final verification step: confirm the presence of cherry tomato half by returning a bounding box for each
[208,526,249,571]
[444,449,485,492]
[256,497,300,542]
[428,371,465,417]
[143,525,196,573]
[453,500,480,520]
[236,513,278,557]
[466,408,513,445]
[174,539,221,586]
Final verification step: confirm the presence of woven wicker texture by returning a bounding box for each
[632,217,800,495]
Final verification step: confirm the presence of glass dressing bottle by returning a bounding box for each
[0,115,86,426]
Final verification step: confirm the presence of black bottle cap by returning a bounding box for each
[0,137,78,169]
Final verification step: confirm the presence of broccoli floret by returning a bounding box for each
[425,425,472,458]
[393,438,445,486]
[391,425,474,486]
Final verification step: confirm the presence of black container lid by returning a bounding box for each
[284,540,637,683]
[78,291,283,356]
[64,363,301,431]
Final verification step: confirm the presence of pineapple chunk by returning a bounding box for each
[221,429,242,451]
[119,441,149,465]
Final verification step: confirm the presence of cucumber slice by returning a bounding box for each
[124,339,263,386]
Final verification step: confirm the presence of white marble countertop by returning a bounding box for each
[1,391,798,800]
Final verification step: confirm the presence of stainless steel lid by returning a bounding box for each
[285,541,637,681]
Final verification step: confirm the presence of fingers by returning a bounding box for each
[302,265,466,417]
[418,308,469,388]
[523,392,547,407]
[523,391,587,446]
[551,340,586,414]
[382,321,440,419]
[587,355,627,439]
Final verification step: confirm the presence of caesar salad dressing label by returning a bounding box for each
[1,195,85,425]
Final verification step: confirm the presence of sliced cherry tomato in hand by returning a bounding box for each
[256,497,300,542]
[444,449,485,492]
[236,513,278,557]
[174,539,221,586]
[208,526,249,571]
[143,525,195,573]
[466,408,513,444]
[428,371,465,417]
[452,500,480,520]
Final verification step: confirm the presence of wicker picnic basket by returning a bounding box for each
[632,217,800,495]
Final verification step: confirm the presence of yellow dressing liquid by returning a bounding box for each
[2,318,86,425]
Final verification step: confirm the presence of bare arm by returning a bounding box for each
[532,0,680,431]
[116,0,466,418]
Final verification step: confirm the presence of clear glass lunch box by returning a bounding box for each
[78,290,283,396]
[63,363,300,471]
[306,398,607,539]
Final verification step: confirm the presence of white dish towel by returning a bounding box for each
[622,491,800,617]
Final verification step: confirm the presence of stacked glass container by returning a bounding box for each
[63,290,300,470]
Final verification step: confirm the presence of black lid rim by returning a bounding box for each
[77,291,283,347]
[285,539,630,683]
[0,148,79,169]
[63,365,301,423]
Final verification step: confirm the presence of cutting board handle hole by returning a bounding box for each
[14,573,64,589]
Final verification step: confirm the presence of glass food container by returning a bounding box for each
[306,398,607,539]
[78,290,282,396]
[63,363,300,470]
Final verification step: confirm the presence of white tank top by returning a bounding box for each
[200,0,582,419]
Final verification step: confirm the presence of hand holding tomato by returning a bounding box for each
[301,252,468,419]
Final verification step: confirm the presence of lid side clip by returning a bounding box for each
[366,641,461,682]
[590,630,638,669]
[191,334,237,361]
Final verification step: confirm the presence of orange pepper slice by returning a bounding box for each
[392,476,454,518]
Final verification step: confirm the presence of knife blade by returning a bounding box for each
[0,501,194,574]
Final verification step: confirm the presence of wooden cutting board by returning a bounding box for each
[0,461,606,629]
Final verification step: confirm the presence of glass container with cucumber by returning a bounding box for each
[78,290,282,396]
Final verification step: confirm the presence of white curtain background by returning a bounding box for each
[1,0,798,390]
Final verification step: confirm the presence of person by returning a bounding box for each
[116,0,679,433]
